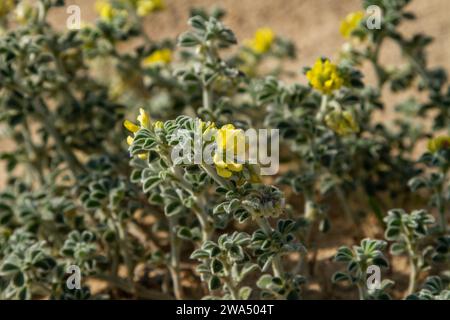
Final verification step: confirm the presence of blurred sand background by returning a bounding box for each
[1,0,450,185]
[53,0,450,70]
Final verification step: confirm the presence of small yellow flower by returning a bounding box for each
[95,0,126,22]
[124,108,152,160]
[340,11,365,39]
[324,110,359,136]
[427,136,450,153]
[0,0,14,18]
[124,120,140,133]
[306,58,344,94]
[142,49,172,67]
[213,124,246,178]
[216,124,246,153]
[124,108,151,132]
[245,28,275,54]
[136,0,164,17]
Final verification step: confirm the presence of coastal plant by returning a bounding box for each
[0,0,448,300]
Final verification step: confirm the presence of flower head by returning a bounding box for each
[136,0,164,17]
[340,11,365,39]
[427,136,450,153]
[245,28,275,54]
[213,124,246,178]
[142,49,172,67]
[124,108,152,159]
[306,58,344,94]
[324,110,359,136]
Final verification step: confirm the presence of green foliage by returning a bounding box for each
[333,239,392,299]
[407,276,450,300]
[0,0,448,300]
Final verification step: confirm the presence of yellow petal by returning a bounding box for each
[137,108,150,128]
[340,11,365,39]
[213,154,228,169]
[216,166,232,178]
[127,136,134,146]
[221,124,235,130]
[142,48,172,67]
[124,120,140,133]
[227,162,243,172]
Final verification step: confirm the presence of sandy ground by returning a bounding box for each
[51,0,450,70]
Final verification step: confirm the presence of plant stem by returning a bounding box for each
[110,209,136,296]
[403,227,419,296]
[223,276,239,300]
[168,216,184,299]
[334,185,357,226]
[169,166,214,241]
[436,168,448,233]
[200,163,232,189]
[192,205,213,242]
[367,38,385,90]
[407,257,418,296]
[21,117,45,185]
[316,95,328,122]
[202,85,212,111]
[357,282,367,300]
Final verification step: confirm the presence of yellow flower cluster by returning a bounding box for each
[245,28,275,54]
[324,110,359,136]
[142,49,172,67]
[213,124,246,178]
[306,58,344,95]
[124,108,151,159]
[95,0,127,22]
[136,0,164,17]
[0,0,14,18]
[340,11,365,39]
[427,136,450,153]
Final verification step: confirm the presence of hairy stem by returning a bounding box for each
[223,275,239,300]
[334,185,357,226]
[168,216,184,299]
